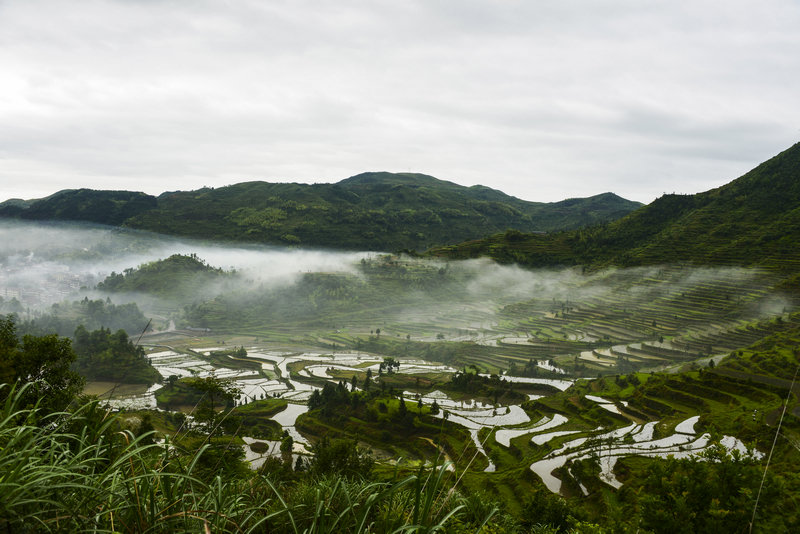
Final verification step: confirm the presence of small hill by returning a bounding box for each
[431,142,800,273]
[97,254,231,300]
[0,173,641,251]
[0,198,33,217]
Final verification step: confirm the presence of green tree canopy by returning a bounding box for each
[0,314,84,414]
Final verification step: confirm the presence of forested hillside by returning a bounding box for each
[0,172,641,251]
[431,142,800,273]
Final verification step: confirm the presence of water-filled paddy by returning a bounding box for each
[103,342,766,495]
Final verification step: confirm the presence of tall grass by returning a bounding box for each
[0,382,497,533]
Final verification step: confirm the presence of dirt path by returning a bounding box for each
[419,437,455,469]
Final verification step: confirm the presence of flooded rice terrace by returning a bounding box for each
[2,222,780,494]
[107,343,762,493]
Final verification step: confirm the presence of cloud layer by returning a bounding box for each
[2,0,799,203]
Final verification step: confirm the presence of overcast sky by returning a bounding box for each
[1,0,798,205]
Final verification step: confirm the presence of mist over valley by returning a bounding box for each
[3,147,800,532]
[3,0,800,527]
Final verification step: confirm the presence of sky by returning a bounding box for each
[1,0,799,205]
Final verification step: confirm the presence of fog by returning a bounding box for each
[0,220,364,310]
[1,220,792,352]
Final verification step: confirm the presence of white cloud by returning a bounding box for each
[1,0,798,204]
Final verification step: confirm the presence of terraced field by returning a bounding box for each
[481,265,797,375]
[96,253,800,519]
[110,330,795,516]
[188,259,798,382]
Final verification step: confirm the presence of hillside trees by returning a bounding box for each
[308,437,374,479]
[0,314,84,414]
[634,446,799,533]
[97,253,230,299]
[21,298,148,338]
[186,375,240,435]
[431,142,800,271]
[72,326,160,384]
[0,174,642,251]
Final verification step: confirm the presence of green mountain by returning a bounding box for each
[431,142,800,272]
[1,189,158,226]
[0,172,641,250]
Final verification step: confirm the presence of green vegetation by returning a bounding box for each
[0,315,84,415]
[446,370,526,403]
[155,375,237,413]
[0,377,534,533]
[0,172,642,251]
[301,381,471,464]
[631,447,796,533]
[72,325,160,384]
[98,253,232,299]
[19,297,148,338]
[233,398,287,439]
[431,142,800,272]
[0,188,157,225]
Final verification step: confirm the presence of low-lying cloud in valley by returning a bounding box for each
[1,221,792,346]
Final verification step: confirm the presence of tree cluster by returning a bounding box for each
[0,314,84,415]
[447,370,522,403]
[20,297,148,338]
[72,325,159,384]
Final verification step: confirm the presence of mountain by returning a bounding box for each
[430,142,800,273]
[0,172,641,250]
[1,189,158,226]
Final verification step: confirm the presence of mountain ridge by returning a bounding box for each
[429,142,800,271]
[0,172,642,251]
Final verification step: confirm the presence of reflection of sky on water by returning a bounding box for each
[530,415,764,493]
[107,348,763,490]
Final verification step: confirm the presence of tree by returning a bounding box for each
[363,368,372,390]
[381,357,400,374]
[308,437,374,479]
[72,325,158,384]
[397,397,408,420]
[0,315,84,414]
[280,434,294,463]
[187,375,240,435]
[636,446,772,534]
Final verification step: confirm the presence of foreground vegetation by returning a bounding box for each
[0,383,509,533]
[4,310,796,531]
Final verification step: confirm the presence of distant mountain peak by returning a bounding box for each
[337,171,452,187]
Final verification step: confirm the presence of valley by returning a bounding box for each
[2,1,797,529]
[34,228,791,526]
[3,141,800,533]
